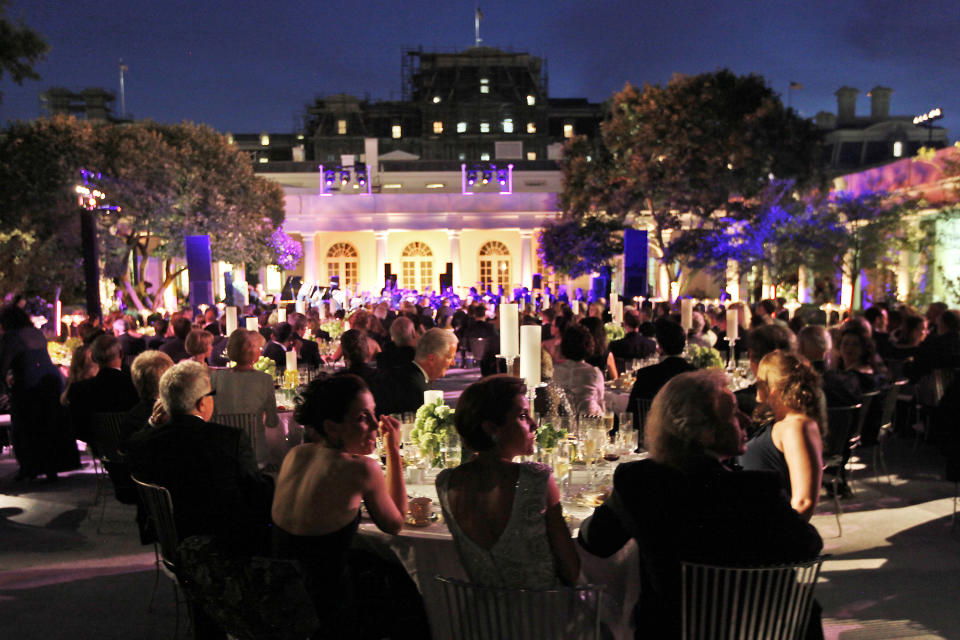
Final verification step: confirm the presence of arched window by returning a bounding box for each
[326,242,358,289]
[478,241,511,291]
[401,242,434,292]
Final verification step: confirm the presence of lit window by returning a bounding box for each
[563,124,574,138]
[457,121,467,133]
[432,96,441,103]
[296,134,304,140]
[480,152,490,161]
[502,118,514,133]
[526,151,537,160]
[383,183,403,189]
[226,133,235,145]
[337,120,347,135]
[893,141,903,157]
[425,183,445,189]
[480,122,490,133]
[392,125,402,139]
[260,134,270,146]
[480,78,490,94]
[526,95,535,106]
[458,153,466,161]
[433,121,443,134]
[526,122,536,134]
[258,156,269,163]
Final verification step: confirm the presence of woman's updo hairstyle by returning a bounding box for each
[454,375,527,451]
[756,350,826,435]
[294,373,369,441]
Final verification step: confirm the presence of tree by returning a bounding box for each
[0,116,286,308]
[553,70,824,290]
[0,1,49,104]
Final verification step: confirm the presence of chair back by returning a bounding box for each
[680,557,825,640]
[213,412,259,448]
[879,380,908,433]
[132,475,180,574]
[435,576,603,640]
[823,403,862,460]
[634,398,653,445]
[91,412,127,463]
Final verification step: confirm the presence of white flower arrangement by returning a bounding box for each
[410,398,455,468]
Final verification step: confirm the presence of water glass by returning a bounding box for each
[441,432,462,468]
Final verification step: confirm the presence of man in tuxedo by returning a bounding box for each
[609,308,657,369]
[113,316,146,365]
[288,313,322,369]
[159,316,192,363]
[125,360,274,639]
[627,319,696,430]
[68,334,140,444]
[262,322,293,371]
[373,328,458,416]
[376,315,417,370]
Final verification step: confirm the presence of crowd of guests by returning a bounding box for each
[1,291,958,638]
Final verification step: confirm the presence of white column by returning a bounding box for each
[658,263,670,300]
[797,264,810,304]
[840,252,854,311]
[302,234,317,286]
[520,231,533,290]
[725,260,740,302]
[897,250,912,302]
[375,231,389,291]
[448,230,462,293]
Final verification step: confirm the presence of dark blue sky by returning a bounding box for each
[3,0,958,141]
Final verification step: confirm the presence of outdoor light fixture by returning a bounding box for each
[913,107,944,145]
[482,170,492,185]
[461,163,514,195]
[318,164,372,196]
[340,169,350,186]
[466,171,477,186]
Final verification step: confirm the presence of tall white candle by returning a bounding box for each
[295,300,305,313]
[423,390,444,406]
[55,300,62,337]
[499,303,519,358]
[681,299,694,331]
[277,308,287,323]
[225,306,238,336]
[520,325,541,389]
[726,308,739,344]
[246,317,258,331]
[285,350,297,372]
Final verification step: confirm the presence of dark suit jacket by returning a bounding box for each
[125,414,274,554]
[67,367,140,442]
[905,331,960,383]
[628,357,696,405]
[372,361,428,416]
[579,457,822,639]
[159,338,189,363]
[262,341,287,372]
[296,337,322,369]
[464,320,499,376]
[117,333,146,360]
[609,332,657,362]
[375,343,415,370]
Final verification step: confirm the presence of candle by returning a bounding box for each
[681,298,693,331]
[520,325,541,389]
[55,300,62,337]
[295,300,305,313]
[726,308,739,344]
[225,306,238,336]
[499,303,519,359]
[423,390,444,406]
[277,308,287,323]
[246,317,258,331]
[285,349,297,372]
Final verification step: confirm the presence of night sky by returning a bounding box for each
[3,0,958,141]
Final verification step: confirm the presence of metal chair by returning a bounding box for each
[90,411,127,532]
[435,576,604,640]
[822,403,862,536]
[132,475,185,637]
[680,557,825,640]
[213,412,259,450]
[871,380,908,485]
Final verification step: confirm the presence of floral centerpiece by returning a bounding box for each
[536,420,567,450]
[687,344,725,370]
[320,319,345,342]
[227,355,277,378]
[604,322,625,343]
[410,398,455,468]
[48,337,81,368]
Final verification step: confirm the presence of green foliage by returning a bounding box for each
[687,344,725,370]
[0,116,286,302]
[0,1,49,104]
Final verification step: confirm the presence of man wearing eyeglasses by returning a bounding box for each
[126,360,274,557]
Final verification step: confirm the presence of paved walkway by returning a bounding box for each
[1,433,958,639]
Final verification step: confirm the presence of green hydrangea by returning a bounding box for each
[409,398,456,468]
[687,345,725,370]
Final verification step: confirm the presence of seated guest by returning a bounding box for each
[437,375,579,587]
[579,370,823,639]
[627,319,695,427]
[905,309,960,383]
[741,351,826,521]
[463,304,498,376]
[159,316,192,363]
[372,328,458,416]
[146,317,168,351]
[581,315,618,380]
[610,309,657,369]
[553,324,605,415]
[185,328,214,365]
[797,325,861,408]
[864,306,893,359]
[263,322,293,372]
[735,322,797,419]
[288,312,322,369]
[210,329,280,467]
[67,334,140,444]
[113,316,146,365]
[375,315,417,369]
[60,343,98,406]
[339,329,376,386]
[687,311,716,348]
[201,306,220,336]
[126,360,274,554]
[836,321,886,392]
[271,374,427,638]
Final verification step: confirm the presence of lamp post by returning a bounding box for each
[912,107,943,146]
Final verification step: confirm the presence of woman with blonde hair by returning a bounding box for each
[741,350,826,520]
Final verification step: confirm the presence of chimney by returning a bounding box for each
[868,86,893,120]
[835,87,859,123]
